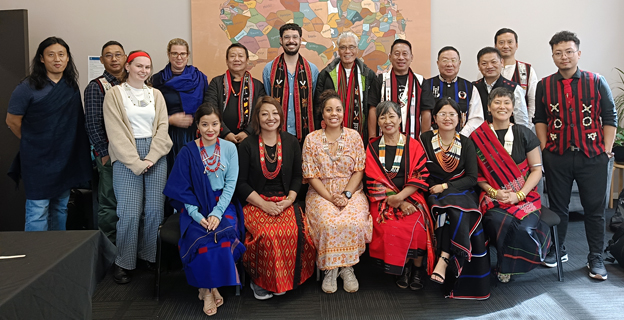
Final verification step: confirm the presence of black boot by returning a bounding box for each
[396,263,412,289]
[409,266,424,290]
[113,264,131,284]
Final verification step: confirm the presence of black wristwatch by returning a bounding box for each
[342,190,352,200]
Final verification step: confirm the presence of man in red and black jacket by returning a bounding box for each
[535,31,617,281]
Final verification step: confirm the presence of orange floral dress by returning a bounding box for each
[302,128,372,270]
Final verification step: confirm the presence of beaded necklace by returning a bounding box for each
[199,138,222,177]
[322,129,344,161]
[122,82,152,107]
[432,130,461,173]
[259,134,282,179]
[379,134,405,179]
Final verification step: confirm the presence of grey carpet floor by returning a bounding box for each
[93,211,624,320]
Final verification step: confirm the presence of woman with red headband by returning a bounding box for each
[103,50,172,284]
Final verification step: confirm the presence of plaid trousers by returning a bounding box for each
[113,138,166,270]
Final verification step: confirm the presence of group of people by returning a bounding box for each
[7,22,618,316]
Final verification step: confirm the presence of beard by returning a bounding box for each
[283,44,300,56]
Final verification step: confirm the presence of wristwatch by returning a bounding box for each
[342,190,352,200]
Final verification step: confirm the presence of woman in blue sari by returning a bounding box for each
[163,103,245,316]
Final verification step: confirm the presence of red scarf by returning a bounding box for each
[269,53,314,141]
[470,122,541,219]
[365,136,435,274]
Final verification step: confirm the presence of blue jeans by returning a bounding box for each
[25,190,71,231]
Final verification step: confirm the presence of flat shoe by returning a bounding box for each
[113,264,131,284]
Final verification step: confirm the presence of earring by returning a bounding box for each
[196,129,200,138]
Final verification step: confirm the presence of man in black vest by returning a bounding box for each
[474,47,530,129]
[535,31,617,280]
[495,28,538,120]
[84,41,126,244]
[423,46,484,136]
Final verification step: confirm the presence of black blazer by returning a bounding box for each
[236,131,302,202]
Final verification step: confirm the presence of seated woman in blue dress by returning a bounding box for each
[163,103,245,316]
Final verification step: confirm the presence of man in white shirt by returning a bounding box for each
[423,46,484,136]
[473,47,530,129]
[495,28,538,120]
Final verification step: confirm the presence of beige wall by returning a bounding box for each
[1,0,623,90]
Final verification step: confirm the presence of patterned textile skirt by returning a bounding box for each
[243,193,316,293]
[483,207,550,274]
[179,202,245,289]
[428,187,490,300]
[305,183,372,270]
[369,200,428,275]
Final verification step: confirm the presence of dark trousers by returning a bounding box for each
[543,149,609,254]
[96,156,118,244]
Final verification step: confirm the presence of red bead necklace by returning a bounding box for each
[259,134,282,180]
[199,138,221,175]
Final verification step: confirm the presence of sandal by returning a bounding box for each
[430,256,450,284]
[199,288,217,316]
[409,266,424,290]
[212,288,224,307]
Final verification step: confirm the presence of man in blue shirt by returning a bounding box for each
[263,23,319,142]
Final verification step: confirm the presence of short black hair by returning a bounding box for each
[494,28,518,44]
[195,102,222,124]
[390,39,412,53]
[279,23,302,37]
[437,46,460,60]
[477,46,502,62]
[549,30,580,50]
[488,87,515,107]
[226,43,249,59]
[101,41,124,55]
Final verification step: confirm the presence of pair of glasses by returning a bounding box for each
[552,50,578,59]
[169,52,188,58]
[339,45,357,51]
[103,53,125,60]
[440,58,458,64]
[437,112,458,118]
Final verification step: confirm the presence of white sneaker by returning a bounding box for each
[339,267,359,293]
[322,268,338,293]
[250,281,273,300]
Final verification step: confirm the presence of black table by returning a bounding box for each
[0,230,116,320]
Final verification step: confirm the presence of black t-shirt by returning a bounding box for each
[396,74,408,100]
[494,124,540,164]
[223,81,242,135]
[260,144,284,194]
[370,140,406,190]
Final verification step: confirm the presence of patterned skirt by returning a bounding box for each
[243,194,316,293]
[428,187,490,300]
[483,206,550,274]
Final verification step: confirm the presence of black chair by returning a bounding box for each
[540,206,564,281]
[154,214,245,300]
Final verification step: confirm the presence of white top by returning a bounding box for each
[121,83,155,139]
[501,63,538,120]
[484,78,532,129]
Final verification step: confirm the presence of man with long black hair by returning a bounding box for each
[6,36,91,231]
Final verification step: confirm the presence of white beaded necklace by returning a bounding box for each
[123,82,153,108]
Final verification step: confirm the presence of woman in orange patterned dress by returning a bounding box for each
[237,97,316,300]
[302,90,372,294]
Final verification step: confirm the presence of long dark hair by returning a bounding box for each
[432,97,462,132]
[29,36,78,90]
[250,96,284,134]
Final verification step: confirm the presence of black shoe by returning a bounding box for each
[138,259,157,272]
[113,264,131,284]
[587,253,608,280]
[409,267,424,291]
[396,264,412,289]
[542,245,568,268]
